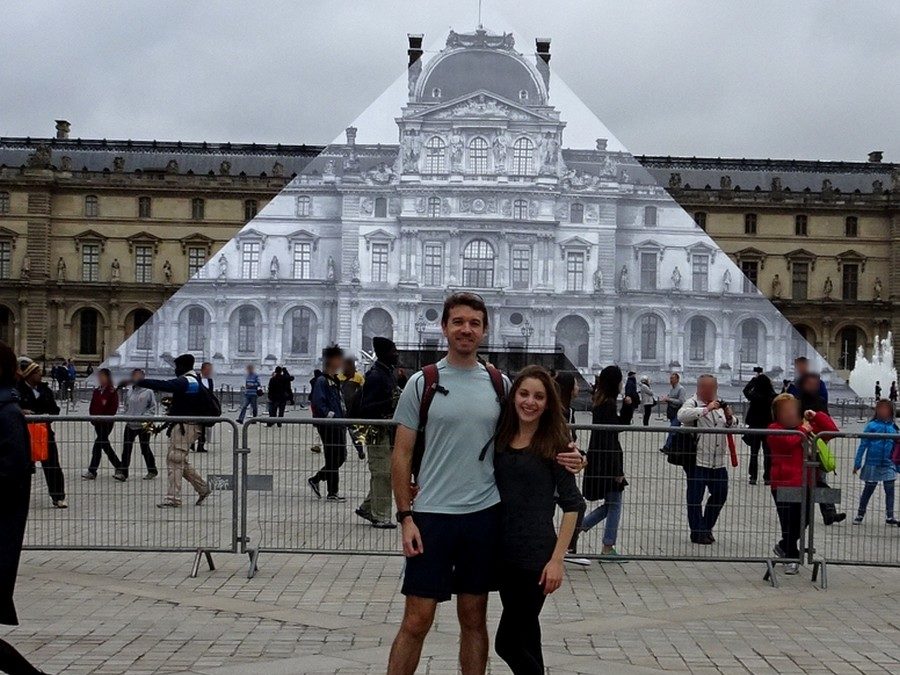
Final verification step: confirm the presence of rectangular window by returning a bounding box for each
[795,214,808,236]
[640,252,657,291]
[513,199,528,220]
[693,211,707,230]
[511,247,531,290]
[744,213,757,235]
[845,216,858,238]
[82,244,100,281]
[192,198,205,220]
[741,260,759,294]
[244,199,258,220]
[423,243,443,287]
[0,192,9,214]
[187,247,206,278]
[0,242,11,279]
[566,251,585,292]
[371,243,389,283]
[134,245,153,283]
[842,264,859,301]
[691,254,709,292]
[791,262,809,300]
[241,241,260,279]
[292,242,311,280]
[138,196,151,218]
[84,195,99,217]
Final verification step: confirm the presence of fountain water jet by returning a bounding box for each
[848,332,897,400]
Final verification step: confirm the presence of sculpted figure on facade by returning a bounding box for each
[874,276,883,300]
[218,254,228,280]
[492,132,508,171]
[449,131,464,171]
[771,273,782,299]
[56,257,66,281]
[366,162,394,185]
[326,256,337,282]
[163,260,173,283]
[618,265,628,293]
[402,129,421,172]
[592,266,603,293]
[823,276,834,300]
[269,256,280,280]
[111,258,121,282]
[722,269,731,294]
[671,266,682,291]
[20,255,30,280]
[350,257,361,283]
[539,132,559,174]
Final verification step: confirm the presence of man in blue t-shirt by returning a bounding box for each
[237,364,260,423]
[387,292,585,675]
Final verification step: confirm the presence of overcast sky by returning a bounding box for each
[1,0,897,161]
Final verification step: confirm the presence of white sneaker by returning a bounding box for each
[52,499,68,509]
[784,562,800,575]
[564,554,591,567]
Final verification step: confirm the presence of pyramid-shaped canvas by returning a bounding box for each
[106,24,837,395]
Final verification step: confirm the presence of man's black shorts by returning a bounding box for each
[401,504,501,602]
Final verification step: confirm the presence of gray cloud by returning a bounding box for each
[1,0,897,161]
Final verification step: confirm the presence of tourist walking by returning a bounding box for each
[118,368,158,480]
[582,365,628,558]
[853,399,898,525]
[140,354,213,508]
[236,364,260,423]
[0,343,48,675]
[194,362,215,452]
[743,366,776,485]
[266,366,291,426]
[355,337,400,529]
[492,366,584,675]
[766,393,838,573]
[16,359,67,507]
[639,376,655,426]
[386,292,584,675]
[890,381,898,403]
[661,372,686,435]
[620,370,638,425]
[338,356,366,459]
[308,346,348,501]
[83,368,121,479]
[678,375,738,545]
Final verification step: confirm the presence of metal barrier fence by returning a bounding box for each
[23,415,239,577]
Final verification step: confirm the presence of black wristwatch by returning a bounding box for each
[396,510,413,524]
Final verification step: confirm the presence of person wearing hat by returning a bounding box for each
[742,366,776,485]
[354,337,400,528]
[620,371,639,425]
[16,359,68,508]
[140,354,211,508]
[308,346,348,501]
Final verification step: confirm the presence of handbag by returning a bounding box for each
[665,425,698,467]
[27,422,49,463]
[815,437,836,473]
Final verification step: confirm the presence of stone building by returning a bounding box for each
[0,30,896,384]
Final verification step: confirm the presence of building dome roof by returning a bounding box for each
[418,31,546,105]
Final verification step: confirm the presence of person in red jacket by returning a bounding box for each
[766,393,838,573]
[82,368,121,479]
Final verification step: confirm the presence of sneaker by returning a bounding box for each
[81,470,96,480]
[326,494,347,502]
[824,512,847,525]
[355,508,376,524]
[307,477,321,499]
[599,548,627,563]
[886,518,898,526]
[749,478,757,486]
[372,520,398,529]
[356,448,366,460]
[113,471,127,482]
[784,562,800,575]
[195,488,212,506]
[143,471,158,480]
[310,444,322,454]
[156,501,181,508]
[773,544,787,558]
[52,499,68,509]
[853,515,864,524]
[564,555,592,566]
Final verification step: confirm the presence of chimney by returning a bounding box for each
[345,126,357,146]
[535,38,551,93]
[55,120,70,139]
[407,34,424,68]
[596,138,608,152]
[868,150,883,163]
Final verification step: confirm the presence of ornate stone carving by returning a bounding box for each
[449,131,464,171]
[110,258,121,282]
[269,256,279,280]
[592,266,603,293]
[165,159,178,174]
[56,257,66,281]
[771,273,782,299]
[561,168,601,191]
[446,28,515,50]
[671,266,682,291]
[539,132,560,175]
[26,145,52,169]
[360,197,374,215]
[617,265,628,293]
[163,260,173,283]
[272,161,284,177]
[415,197,426,214]
[60,156,72,171]
[492,133,508,170]
[365,162,395,185]
[823,276,833,299]
[20,255,30,280]
[350,257,361,283]
[217,254,228,280]
[721,269,731,294]
[668,172,682,189]
[720,175,732,190]
[326,256,336,282]
[874,276,883,300]
[402,129,422,172]
[113,156,125,172]
[219,160,231,176]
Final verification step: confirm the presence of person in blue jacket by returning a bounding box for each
[308,346,347,501]
[853,399,898,526]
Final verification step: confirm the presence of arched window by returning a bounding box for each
[361,308,394,353]
[237,307,258,354]
[130,309,153,351]
[644,205,657,226]
[78,308,99,354]
[374,197,387,218]
[468,137,489,174]
[555,315,590,368]
[570,203,584,223]
[84,195,99,217]
[424,136,446,173]
[839,326,864,370]
[462,239,495,288]
[640,315,660,361]
[513,199,528,220]
[288,307,316,355]
[512,138,534,175]
[187,307,206,351]
[427,196,442,217]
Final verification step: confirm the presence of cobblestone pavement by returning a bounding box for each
[2,550,898,674]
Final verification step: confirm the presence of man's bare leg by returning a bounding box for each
[457,593,489,675]
[388,595,438,675]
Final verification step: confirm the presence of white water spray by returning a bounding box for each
[848,332,897,400]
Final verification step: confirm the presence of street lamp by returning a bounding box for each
[414,314,427,369]
[520,320,534,357]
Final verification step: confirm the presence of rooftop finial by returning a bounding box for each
[478,0,483,29]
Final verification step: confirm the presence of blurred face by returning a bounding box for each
[325,356,342,373]
[515,377,547,425]
[670,373,679,387]
[26,370,42,387]
[875,402,892,421]
[697,376,718,402]
[247,365,255,374]
[98,371,111,387]
[442,305,486,357]
[201,364,212,377]
[801,377,820,395]
[342,359,356,376]
[775,400,802,428]
[794,359,809,376]
[131,370,144,385]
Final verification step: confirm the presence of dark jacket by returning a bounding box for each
[357,360,397,420]
[267,373,292,402]
[89,385,118,431]
[742,375,776,429]
[583,400,626,501]
[0,387,32,625]
[16,381,60,417]
[141,373,202,417]
[787,378,828,405]
[622,376,639,410]
[311,373,344,419]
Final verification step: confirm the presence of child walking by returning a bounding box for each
[853,399,898,525]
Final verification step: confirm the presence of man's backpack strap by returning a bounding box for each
[411,364,440,481]
[478,364,507,462]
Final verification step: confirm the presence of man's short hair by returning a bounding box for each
[131,368,144,375]
[201,361,212,369]
[794,356,809,365]
[697,374,717,384]
[441,292,489,330]
[322,345,344,361]
[670,372,680,380]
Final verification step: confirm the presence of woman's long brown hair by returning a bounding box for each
[495,365,571,461]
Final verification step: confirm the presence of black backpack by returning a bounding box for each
[185,373,221,423]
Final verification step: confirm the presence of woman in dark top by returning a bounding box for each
[0,342,48,674]
[493,365,585,675]
[554,371,578,438]
[581,365,628,558]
